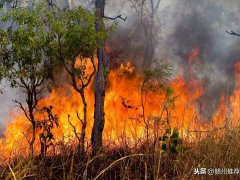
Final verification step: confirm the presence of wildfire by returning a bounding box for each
[0,48,240,159]
[188,47,200,65]
[118,62,135,75]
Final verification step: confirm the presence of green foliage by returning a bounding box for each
[159,127,181,154]
[46,4,106,61]
[165,86,178,109]
[0,0,106,89]
[0,2,49,87]
[103,67,110,75]
[37,106,59,156]
[73,65,86,78]
[142,62,172,94]
[143,63,172,82]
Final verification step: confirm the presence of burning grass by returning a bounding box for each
[1,127,240,179]
[1,50,240,179]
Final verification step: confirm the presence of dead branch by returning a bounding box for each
[22,132,31,145]
[67,114,81,143]
[189,130,212,133]
[189,127,225,133]
[13,99,31,122]
[120,97,137,109]
[83,56,96,88]
[103,15,127,21]
[76,111,84,125]
[226,30,240,37]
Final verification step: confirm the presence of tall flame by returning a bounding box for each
[0,48,240,159]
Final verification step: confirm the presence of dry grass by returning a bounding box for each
[1,127,240,179]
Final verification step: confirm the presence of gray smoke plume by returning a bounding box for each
[1,0,240,123]
[105,0,240,119]
[164,0,240,118]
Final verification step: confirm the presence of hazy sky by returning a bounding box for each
[0,83,18,126]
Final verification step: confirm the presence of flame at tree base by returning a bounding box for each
[1,50,240,160]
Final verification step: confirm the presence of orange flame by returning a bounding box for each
[188,47,200,65]
[0,48,239,159]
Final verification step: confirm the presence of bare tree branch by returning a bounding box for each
[226,30,240,37]
[67,114,81,143]
[13,99,31,121]
[22,131,31,144]
[103,15,127,21]
[76,111,84,125]
[83,56,96,88]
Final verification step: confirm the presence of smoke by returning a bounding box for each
[0,121,5,137]
[1,0,240,123]
[104,0,240,119]
[165,0,240,118]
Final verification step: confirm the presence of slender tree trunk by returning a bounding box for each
[140,0,159,68]
[91,0,109,156]
[30,121,36,156]
[141,81,149,143]
[80,91,87,156]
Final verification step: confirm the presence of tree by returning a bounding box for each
[0,5,50,156]
[44,3,105,156]
[91,0,109,156]
[0,1,104,156]
[37,106,59,157]
[140,63,172,142]
[130,0,161,68]
[90,0,127,156]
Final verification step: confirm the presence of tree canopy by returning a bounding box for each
[0,1,106,89]
[0,1,107,155]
